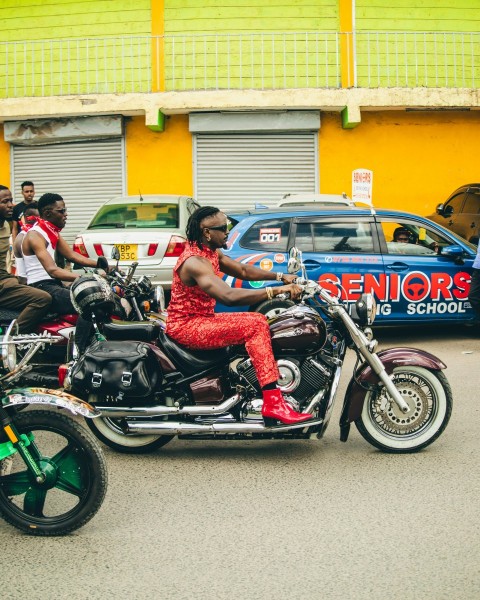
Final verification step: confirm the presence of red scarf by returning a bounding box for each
[35,218,62,249]
[20,216,38,233]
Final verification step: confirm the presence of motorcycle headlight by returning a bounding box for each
[153,285,165,312]
[352,294,377,326]
[0,320,18,373]
[137,275,152,294]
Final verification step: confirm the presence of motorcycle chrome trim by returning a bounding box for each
[3,388,100,418]
[94,393,241,418]
[125,417,323,436]
[277,359,301,393]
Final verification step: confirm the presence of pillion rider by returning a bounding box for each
[22,192,104,351]
[0,185,52,332]
[166,206,313,425]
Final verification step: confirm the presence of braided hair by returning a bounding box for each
[186,206,220,249]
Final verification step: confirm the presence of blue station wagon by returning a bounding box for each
[218,205,477,325]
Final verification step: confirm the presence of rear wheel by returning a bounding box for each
[355,367,452,453]
[0,410,107,536]
[86,394,173,454]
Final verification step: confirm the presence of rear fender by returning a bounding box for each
[2,388,100,418]
[339,347,447,440]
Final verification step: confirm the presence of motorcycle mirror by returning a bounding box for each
[287,247,302,273]
[111,247,120,261]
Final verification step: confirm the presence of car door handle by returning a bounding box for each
[386,263,409,272]
[303,259,322,266]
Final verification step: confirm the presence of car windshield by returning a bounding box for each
[88,203,179,229]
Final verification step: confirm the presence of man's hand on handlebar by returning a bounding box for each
[280,274,298,285]
[275,283,303,301]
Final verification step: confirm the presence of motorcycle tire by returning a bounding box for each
[355,366,452,453]
[253,298,295,319]
[86,395,173,453]
[0,410,107,536]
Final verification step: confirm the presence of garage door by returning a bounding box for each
[194,133,317,213]
[11,138,125,244]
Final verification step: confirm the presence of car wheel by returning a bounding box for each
[253,298,295,319]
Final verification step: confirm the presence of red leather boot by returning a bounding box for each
[262,388,312,425]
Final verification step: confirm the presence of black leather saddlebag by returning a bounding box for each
[71,340,158,398]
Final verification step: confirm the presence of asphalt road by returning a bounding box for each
[2,325,479,600]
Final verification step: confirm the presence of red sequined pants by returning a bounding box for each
[167,313,279,388]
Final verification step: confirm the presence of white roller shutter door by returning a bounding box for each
[11,138,125,244]
[194,133,317,213]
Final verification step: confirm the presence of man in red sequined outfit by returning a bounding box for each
[166,206,312,425]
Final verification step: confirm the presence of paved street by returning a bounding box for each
[2,325,479,600]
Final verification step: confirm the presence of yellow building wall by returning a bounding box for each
[319,111,480,215]
[0,127,10,186]
[125,115,193,196]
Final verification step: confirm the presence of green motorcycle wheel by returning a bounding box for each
[0,410,108,536]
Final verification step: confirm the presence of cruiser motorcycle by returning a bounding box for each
[0,322,108,535]
[65,248,452,455]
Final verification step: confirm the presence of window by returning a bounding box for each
[381,221,450,255]
[240,218,291,252]
[294,221,374,253]
[444,192,466,216]
[462,191,480,214]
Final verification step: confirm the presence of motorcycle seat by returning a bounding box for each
[103,320,161,343]
[158,329,229,377]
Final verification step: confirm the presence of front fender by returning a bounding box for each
[2,387,100,418]
[339,347,447,439]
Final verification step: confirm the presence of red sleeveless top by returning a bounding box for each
[166,241,221,327]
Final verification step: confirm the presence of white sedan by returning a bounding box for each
[73,194,200,288]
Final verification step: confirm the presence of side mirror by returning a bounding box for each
[287,247,302,273]
[440,244,464,258]
[111,247,120,261]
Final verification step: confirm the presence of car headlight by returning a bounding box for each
[352,293,377,326]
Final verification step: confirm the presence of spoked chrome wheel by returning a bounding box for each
[85,394,173,454]
[356,366,452,453]
[0,410,107,535]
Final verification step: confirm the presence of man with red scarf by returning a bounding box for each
[166,206,313,425]
[22,192,100,350]
[0,185,51,332]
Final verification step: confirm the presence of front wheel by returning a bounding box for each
[355,366,452,453]
[0,410,107,535]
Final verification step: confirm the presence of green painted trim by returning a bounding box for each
[147,110,165,132]
[342,106,361,129]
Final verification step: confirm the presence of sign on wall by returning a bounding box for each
[352,168,373,205]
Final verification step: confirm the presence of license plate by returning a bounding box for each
[115,244,137,261]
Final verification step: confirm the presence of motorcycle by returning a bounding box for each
[0,255,163,388]
[64,247,452,455]
[0,322,108,535]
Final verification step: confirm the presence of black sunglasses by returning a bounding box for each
[53,208,67,214]
[206,223,231,233]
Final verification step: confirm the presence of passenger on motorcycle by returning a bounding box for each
[22,192,103,351]
[13,203,39,285]
[0,185,52,332]
[166,206,312,425]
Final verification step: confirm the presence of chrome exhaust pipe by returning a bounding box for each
[125,417,323,436]
[94,393,240,418]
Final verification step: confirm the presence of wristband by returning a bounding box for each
[276,272,284,282]
[265,286,274,300]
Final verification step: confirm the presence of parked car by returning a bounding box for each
[218,205,477,325]
[73,194,200,288]
[427,183,480,245]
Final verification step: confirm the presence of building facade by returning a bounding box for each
[0,0,479,241]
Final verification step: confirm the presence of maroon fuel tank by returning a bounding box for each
[269,305,327,355]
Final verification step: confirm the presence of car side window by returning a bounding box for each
[295,221,375,253]
[444,193,465,216]
[240,218,291,252]
[462,190,480,214]
[381,221,449,255]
